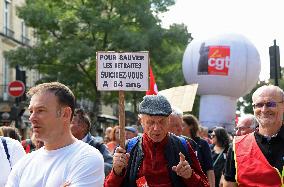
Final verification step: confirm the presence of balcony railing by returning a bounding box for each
[21,35,30,45]
[3,27,14,38]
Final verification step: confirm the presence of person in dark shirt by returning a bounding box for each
[224,85,284,187]
[182,114,215,187]
[71,108,113,176]
[210,127,230,187]
[125,126,138,140]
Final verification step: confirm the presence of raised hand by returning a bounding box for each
[172,152,193,179]
[113,147,130,175]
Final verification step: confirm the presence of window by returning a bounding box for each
[3,0,14,38]
[2,57,10,100]
[21,21,30,45]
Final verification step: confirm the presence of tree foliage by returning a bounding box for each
[5,0,192,115]
[236,81,268,114]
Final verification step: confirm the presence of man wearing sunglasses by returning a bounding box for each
[224,85,284,187]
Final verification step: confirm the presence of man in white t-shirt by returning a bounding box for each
[6,82,104,187]
[0,136,25,187]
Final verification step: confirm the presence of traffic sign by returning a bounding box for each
[8,81,25,97]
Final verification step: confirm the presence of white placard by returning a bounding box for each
[96,51,149,91]
[159,84,198,112]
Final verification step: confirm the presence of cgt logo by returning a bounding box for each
[208,46,230,75]
[198,43,230,76]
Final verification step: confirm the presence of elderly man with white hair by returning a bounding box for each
[168,107,215,187]
[105,95,209,187]
[168,106,184,136]
[224,85,284,186]
[235,114,258,136]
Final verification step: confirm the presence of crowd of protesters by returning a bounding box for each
[0,82,283,186]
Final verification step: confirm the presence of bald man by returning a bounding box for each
[168,107,183,136]
[104,127,113,144]
[224,85,284,186]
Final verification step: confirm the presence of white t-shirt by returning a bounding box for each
[6,140,104,187]
[0,137,25,187]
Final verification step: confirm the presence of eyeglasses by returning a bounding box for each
[234,126,253,131]
[252,101,283,109]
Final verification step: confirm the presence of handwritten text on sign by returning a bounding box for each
[97,52,149,91]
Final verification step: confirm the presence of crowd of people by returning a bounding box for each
[0,82,283,186]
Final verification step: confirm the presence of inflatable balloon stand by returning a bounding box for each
[182,33,261,131]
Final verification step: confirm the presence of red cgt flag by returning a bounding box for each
[146,66,158,95]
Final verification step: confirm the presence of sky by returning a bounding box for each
[160,0,284,81]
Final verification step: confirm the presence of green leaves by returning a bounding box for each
[7,0,192,115]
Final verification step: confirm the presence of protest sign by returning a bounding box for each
[97,52,149,91]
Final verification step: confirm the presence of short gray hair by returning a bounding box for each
[238,114,258,129]
[171,106,183,118]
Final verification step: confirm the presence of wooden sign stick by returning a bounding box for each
[119,90,126,149]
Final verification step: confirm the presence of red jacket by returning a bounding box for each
[104,133,209,187]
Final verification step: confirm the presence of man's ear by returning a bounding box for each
[62,107,72,122]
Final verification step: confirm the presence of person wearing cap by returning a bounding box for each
[125,126,138,140]
[234,114,258,136]
[71,108,113,176]
[224,85,284,187]
[104,95,209,187]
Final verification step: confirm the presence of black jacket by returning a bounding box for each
[84,133,113,176]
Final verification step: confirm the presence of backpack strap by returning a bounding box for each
[1,137,12,169]
[126,136,140,153]
[176,135,193,165]
[178,136,189,153]
[213,148,225,167]
[126,135,190,154]
[165,134,193,186]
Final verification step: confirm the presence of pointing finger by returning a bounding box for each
[172,166,177,172]
[115,147,126,154]
[179,152,185,162]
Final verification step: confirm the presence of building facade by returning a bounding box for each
[0,0,39,126]
[0,0,137,137]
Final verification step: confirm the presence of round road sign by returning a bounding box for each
[8,81,25,97]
